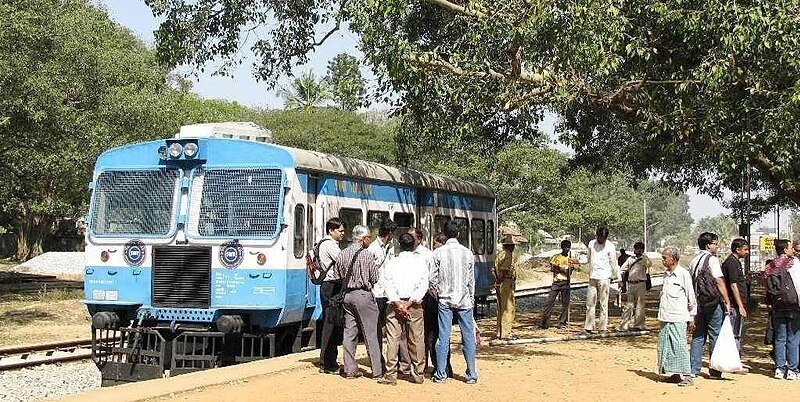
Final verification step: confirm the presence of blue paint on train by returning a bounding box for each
[420,191,495,212]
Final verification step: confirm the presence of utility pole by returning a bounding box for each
[643,200,647,251]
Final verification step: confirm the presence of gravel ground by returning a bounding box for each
[0,362,100,402]
[10,252,85,277]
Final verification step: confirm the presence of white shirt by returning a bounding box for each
[588,239,620,281]
[432,238,475,309]
[384,251,429,303]
[369,237,394,298]
[318,235,341,282]
[658,265,697,322]
[689,250,723,279]
[413,244,435,284]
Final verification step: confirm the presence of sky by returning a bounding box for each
[98,0,743,224]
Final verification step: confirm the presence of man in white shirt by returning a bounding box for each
[584,226,620,334]
[657,246,697,387]
[688,232,732,380]
[378,233,429,385]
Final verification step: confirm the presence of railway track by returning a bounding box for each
[0,338,95,371]
[487,272,666,302]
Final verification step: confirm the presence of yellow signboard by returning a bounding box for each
[760,235,776,252]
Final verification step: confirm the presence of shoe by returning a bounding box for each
[678,377,693,387]
[506,334,519,340]
[708,369,722,379]
[465,378,477,384]
[432,376,447,384]
[377,376,397,385]
[557,324,567,329]
[413,377,425,384]
[775,368,786,379]
[343,371,363,379]
[787,371,799,380]
[318,366,340,375]
[539,324,549,330]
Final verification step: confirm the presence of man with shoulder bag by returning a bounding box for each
[689,232,733,380]
[618,242,652,332]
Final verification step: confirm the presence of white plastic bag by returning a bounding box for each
[710,315,743,372]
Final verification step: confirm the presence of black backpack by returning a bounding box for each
[766,265,799,312]
[692,254,721,311]
[306,238,335,285]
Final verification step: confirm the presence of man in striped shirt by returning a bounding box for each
[431,220,477,384]
[334,224,382,379]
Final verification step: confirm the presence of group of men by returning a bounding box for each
[315,217,478,385]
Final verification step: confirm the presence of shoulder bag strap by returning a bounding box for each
[339,248,364,292]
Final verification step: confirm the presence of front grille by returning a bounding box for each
[152,246,211,308]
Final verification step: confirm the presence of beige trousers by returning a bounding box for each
[384,304,425,382]
[584,278,610,331]
[619,281,647,330]
[497,279,516,338]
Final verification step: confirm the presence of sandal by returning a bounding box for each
[678,377,693,387]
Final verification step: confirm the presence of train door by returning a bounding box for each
[305,175,318,304]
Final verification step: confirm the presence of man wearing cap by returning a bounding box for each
[495,235,517,340]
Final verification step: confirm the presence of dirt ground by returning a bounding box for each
[140,283,788,402]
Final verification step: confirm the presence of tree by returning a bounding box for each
[278,71,330,111]
[325,53,369,111]
[693,215,738,247]
[255,108,396,164]
[146,1,800,210]
[0,0,183,260]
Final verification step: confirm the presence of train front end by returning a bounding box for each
[83,137,315,385]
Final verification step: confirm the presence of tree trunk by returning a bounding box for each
[14,213,53,261]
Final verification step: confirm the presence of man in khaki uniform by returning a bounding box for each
[618,241,652,331]
[495,235,517,340]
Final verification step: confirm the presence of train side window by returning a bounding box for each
[487,220,495,254]
[434,215,451,235]
[471,218,485,255]
[367,210,389,233]
[393,212,414,238]
[293,205,305,258]
[453,217,469,247]
[339,208,363,246]
[306,205,314,249]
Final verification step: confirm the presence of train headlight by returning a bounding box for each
[168,142,183,158]
[100,250,110,262]
[183,142,198,158]
[256,253,266,265]
[157,145,168,160]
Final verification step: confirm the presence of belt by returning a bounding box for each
[628,280,645,284]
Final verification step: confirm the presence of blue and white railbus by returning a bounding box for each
[83,123,496,385]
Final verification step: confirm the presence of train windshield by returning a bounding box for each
[89,169,179,236]
[188,168,283,239]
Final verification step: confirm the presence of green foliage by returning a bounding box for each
[254,108,396,164]
[145,0,800,210]
[325,53,369,111]
[0,0,259,259]
[693,214,738,247]
[278,71,331,111]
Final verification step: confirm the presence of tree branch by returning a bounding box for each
[313,24,340,47]
[406,53,550,86]
[498,203,526,216]
[421,0,487,19]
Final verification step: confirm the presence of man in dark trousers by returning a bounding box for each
[721,238,749,357]
[317,217,346,374]
[541,240,575,329]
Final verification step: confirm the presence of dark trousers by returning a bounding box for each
[319,281,343,369]
[423,293,452,376]
[541,281,570,327]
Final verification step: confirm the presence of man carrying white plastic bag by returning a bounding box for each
[709,315,743,373]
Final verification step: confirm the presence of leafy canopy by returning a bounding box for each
[145,0,800,212]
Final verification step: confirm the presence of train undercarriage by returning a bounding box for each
[91,319,318,386]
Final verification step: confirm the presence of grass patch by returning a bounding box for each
[0,288,83,303]
[0,258,18,271]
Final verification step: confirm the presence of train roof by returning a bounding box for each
[275,145,495,199]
